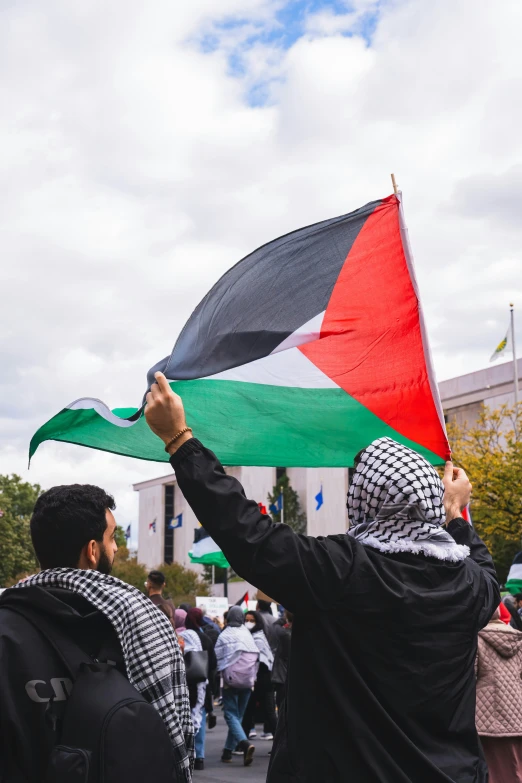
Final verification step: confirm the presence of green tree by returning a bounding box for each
[447,403,522,581]
[111,555,148,593]
[159,561,210,606]
[0,475,41,586]
[268,473,307,534]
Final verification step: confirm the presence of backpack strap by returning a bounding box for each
[1,603,93,677]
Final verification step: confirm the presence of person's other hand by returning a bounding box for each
[443,461,472,525]
[145,372,192,454]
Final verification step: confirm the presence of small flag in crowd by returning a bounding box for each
[169,513,183,530]
[315,485,324,511]
[148,519,156,536]
[258,503,268,515]
[490,329,511,362]
[269,493,283,515]
[30,192,449,469]
[235,592,249,612]
[125,524,131,541]
[189,527,229,568]
[460,504,472,525]
[506,552,522,595]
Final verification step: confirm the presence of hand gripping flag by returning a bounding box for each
[30,193,449,467]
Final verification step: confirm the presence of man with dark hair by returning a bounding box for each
[145,569,175,611]
[0,483,193,782]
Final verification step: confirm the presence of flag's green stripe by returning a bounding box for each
[30,380,443,466]
[189,551,230,568]
[505,579,522,596]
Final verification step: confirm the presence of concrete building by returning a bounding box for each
[439,358,521,428]
[135,359,521,571]
[134,466,349,572]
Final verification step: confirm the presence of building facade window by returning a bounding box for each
[164,484,174,564]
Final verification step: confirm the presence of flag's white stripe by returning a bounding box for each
[200,345,338,389]
[270,311,325,354]
[64,318,336,430]
[66,398,136,427]
[191,536,222,557]
[507,564,522,581]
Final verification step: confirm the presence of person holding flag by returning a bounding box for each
[145,372,499,783]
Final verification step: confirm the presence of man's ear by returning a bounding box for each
[77,539,98,570]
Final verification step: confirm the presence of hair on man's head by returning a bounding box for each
[257,599,272,613]
[148,570,166,587]
[30,484,115,570]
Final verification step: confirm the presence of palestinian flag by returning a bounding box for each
[189,528,229,569]
[505,552,522,595]
[235,592,249,612]
[30,193,449,467]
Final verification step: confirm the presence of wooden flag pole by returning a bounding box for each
[391,173,399,195]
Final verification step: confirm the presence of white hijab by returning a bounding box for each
[215,606,259,671]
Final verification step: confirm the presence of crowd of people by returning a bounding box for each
[0,370,521,783]
[143,572,293,771]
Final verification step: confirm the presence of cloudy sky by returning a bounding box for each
[2,0,521,541]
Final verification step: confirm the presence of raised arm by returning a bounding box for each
[144,373,354,611]
[443,461,500,626]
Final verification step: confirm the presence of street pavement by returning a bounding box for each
[195,717,271,783]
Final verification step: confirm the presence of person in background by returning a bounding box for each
[502,593,522,630]
[185,608,219,764]
[476,607,522,781]
[242,610,276,741]
[144,570,175,612]
[179,622,207,771]
[199,606,220,645]
[256,599,277,647]
[272,610,293,710]
[156,600,176,630]
[214,606,258,766]
[174,608,187,632]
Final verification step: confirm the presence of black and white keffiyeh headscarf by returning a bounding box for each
[15,569,194,781]
[347,437,469,563]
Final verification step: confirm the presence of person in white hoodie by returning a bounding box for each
[476,607,522,782]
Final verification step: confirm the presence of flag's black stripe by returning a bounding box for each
[147,199,380,384]
[193,527,210,544]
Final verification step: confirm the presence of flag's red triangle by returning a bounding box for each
[300,195,449,460]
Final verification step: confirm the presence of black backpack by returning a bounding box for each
[5,604,178,783]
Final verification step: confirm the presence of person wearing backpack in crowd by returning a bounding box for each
[184,608,219,771]
[0,483,193,783]
[242,610,277,742]
[199,606,221,646]
[144,371,500,783]
[214,606,259,766]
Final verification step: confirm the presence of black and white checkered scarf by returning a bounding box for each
[347,437,469,562]
[15,568,194,781]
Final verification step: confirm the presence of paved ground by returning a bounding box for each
[195,717,271,783]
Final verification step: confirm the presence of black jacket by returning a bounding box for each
[0,586,123,783]
[171,438,500,783]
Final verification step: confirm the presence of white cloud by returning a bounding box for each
[1,0,522,535]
